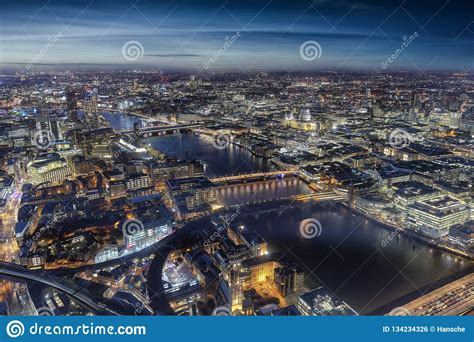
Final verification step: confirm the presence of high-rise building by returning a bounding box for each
[83,89,99,127]
[299,108,311,122]
[66,87,78,122]
[409,92,417,122]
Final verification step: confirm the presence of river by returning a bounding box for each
[103,112,474,314]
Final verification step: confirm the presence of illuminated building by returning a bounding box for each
[275,266,304,297]
[94,245,119,263]
[227,226,268,257]
[83,90,99,126]
[114,139,148,159]
[0,171,15,214]
[15,205,37,243]
[406,196,469,239]
[103,170,127,199]
[283,108,317,131]
[448,221,473,251]
[123,218,172,252]
[297,287,358,316]
[354,193,403,226]
[239,254,303,296]
[66,87,79,122]
[27,154,72,185]
[125,174,151,191]
[35,109,63,142]
[390,181,439,210]
[165,177,217,217]
[299,108,311,122]
[150,159,204,182]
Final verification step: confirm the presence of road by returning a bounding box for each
[387,273,474,316]
[0,261,118,315]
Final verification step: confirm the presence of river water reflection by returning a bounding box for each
[104,112,473,314]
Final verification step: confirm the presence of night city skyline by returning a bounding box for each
[0,1,473,337]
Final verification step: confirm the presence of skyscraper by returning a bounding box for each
[66,87,78,122]
[409,92,417,122]
[83,88,99,127]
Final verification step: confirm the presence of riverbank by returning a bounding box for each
[349,205,473,261]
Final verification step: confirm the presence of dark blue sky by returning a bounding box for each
[1,0,472,72]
